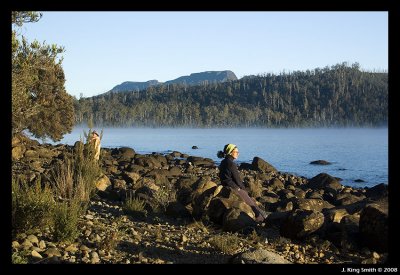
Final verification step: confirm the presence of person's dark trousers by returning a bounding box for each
[234,189,267,221]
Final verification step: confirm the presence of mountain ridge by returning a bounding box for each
[107,70,237,94]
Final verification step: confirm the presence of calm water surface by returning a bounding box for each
[48,127,388,188]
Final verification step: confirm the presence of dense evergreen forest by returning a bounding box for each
[74,63,387,127]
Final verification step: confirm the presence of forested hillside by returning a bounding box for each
[74,63,387,127]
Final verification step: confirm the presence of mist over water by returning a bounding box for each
[46,127,388,188]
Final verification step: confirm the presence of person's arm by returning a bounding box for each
[220,169,238,190]
[229,162,246,190]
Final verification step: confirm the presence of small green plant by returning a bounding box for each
[123,194,147,217]
[11,252,29,264]
[153,184,176,213]
[12,177,55,235]
[53,199,82,242]
[209,233,242,254]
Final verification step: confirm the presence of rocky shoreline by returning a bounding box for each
[11,135,388,264]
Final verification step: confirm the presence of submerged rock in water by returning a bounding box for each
[310,160,331,165]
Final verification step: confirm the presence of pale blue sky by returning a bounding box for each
[18,11,388,98]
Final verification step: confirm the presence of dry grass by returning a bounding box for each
[123,194,147,217]
[208,233,242,254]
[153,183,176,213]
[51,139,102,203]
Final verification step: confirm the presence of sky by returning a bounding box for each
[17,12,388,98]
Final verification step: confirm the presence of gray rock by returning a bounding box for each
[232,248,291,264]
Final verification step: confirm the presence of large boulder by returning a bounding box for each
[359,203,388,252]
[121,171,141,185]
[95,173,111,191]
[208,188,257,226]
[151,154,168,167]
[365,183,388,201]
[176,176,199,206]
[323,208,349,223]
[266,178,284,192]
[280,209,325,239]
[192,185,222,218]
[112,147,136,161]
[134,156,162,169]
[207,197,232,224]
[251,157,277,173]
[306,173,343,194]
[168,166,182,177]
[187,156,215,168]
[222,207,256,232]
[334,193,365,206]
[292,198,335,212]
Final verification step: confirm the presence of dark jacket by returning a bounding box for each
[219,155,245,190]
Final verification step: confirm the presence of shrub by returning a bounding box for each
[153,183,176,213]
[208,233,242,254]
[12,177,55,235]
[72,134,103,200]
[52,198,82,242]
[51,159,75,200]
[11,252,28,264]
[51,136,102,203]
[123,194,147,217]
[50,134,102,242]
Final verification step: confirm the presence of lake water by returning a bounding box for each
[46,127,388,188]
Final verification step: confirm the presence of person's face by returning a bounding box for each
[231,148,239,159]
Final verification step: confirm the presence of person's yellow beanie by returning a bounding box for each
[225,144,237,155]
